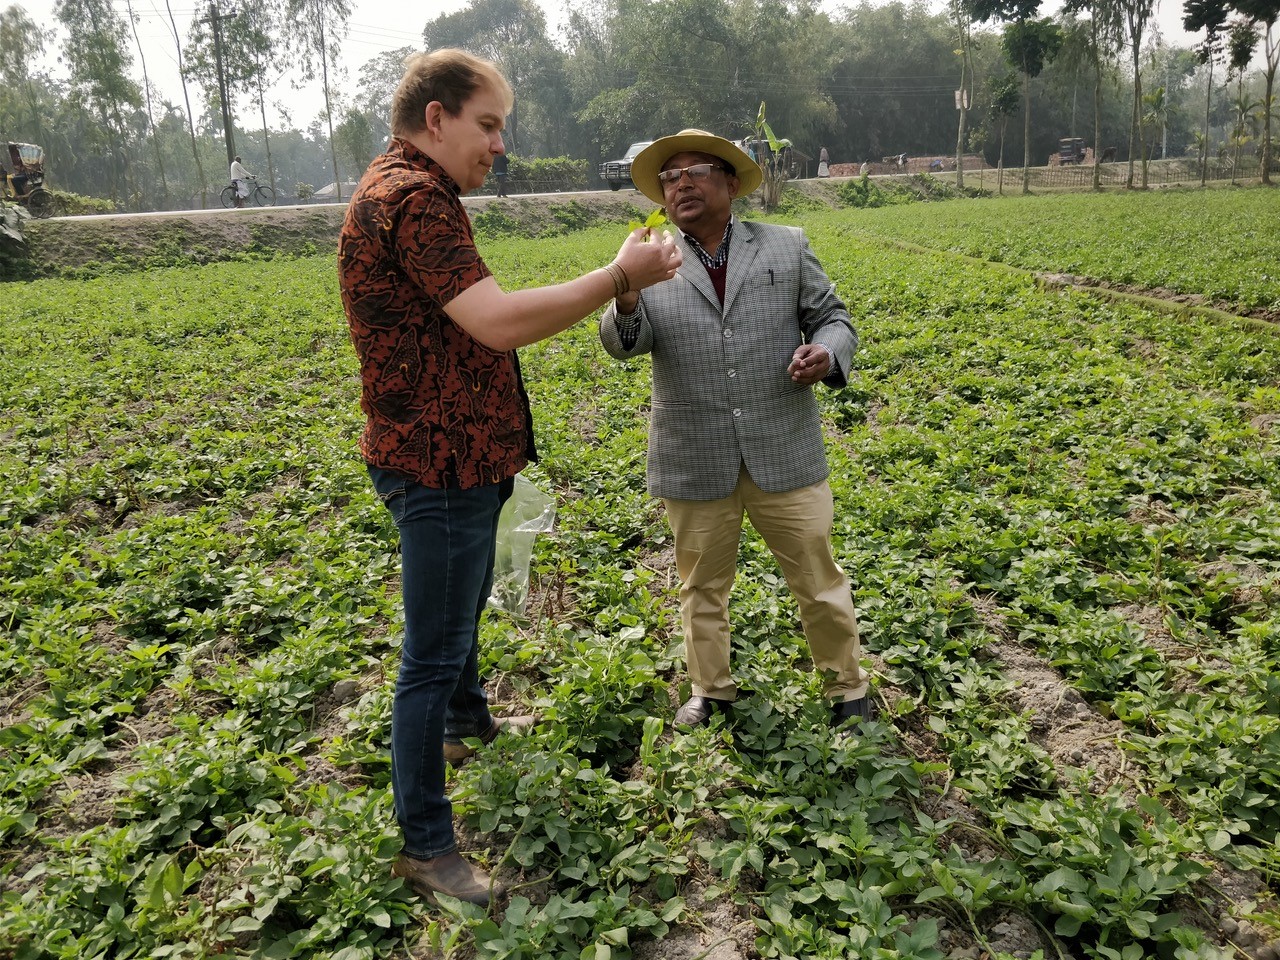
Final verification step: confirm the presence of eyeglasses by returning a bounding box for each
[657,162,724,186]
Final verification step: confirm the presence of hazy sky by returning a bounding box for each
[16,0,1200,129]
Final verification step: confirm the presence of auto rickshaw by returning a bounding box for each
[1,142,57,218]
[1058,137,1087,165]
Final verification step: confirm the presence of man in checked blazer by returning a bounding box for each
[599,129,873,730]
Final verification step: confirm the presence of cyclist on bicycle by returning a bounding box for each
[229,156,254,208]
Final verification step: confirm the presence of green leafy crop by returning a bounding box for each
[3,192,1279,960]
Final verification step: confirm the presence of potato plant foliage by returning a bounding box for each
[844,187,1280,315]
[2,191,1279,960]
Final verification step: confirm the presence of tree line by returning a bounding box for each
[0,0,1276,211]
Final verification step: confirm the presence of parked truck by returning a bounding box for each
[598,140,652,190]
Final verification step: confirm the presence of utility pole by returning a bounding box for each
[201,1,238,169]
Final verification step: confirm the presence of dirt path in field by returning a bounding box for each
[1035,270,1280,329]
[870,235,1279,333]
[966,594,1131,792]
[965,593,1280,959]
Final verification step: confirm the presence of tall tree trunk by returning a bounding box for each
[1127,42,1142,188]
[315,3,341,201]
[166,0,207,207]
[114,102,139,208]
[1233,74,1243,184]
[955,22,970,189]
[1161,58,1169,159]
[256,66,277,199]
[22,80,45,151]
[1093,50,1103,191]
[127,0,169,210]
[1263,23,1275,186]
[998,117,1007,195]
[1141,115,1150,188]
[1022,69,1032,194]
[1201,55,1213,186]
[208,0,237,168]
[82,0,131,205]
[97,104,121,204]
[1071,76,1078,136]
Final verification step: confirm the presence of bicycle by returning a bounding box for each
[0,180,61,219]
[220,176,276,208]
[6,184,60,218]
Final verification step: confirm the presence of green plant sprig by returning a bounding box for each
[626,208,667,238]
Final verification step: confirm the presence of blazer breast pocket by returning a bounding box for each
[749,268,798,289]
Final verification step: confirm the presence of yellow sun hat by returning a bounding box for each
[629,129,763,205]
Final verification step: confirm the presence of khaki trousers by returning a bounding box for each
[663,467,868,703]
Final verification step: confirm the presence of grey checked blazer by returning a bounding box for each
[600,220,856,501]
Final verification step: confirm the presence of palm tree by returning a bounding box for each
[1190,129,1209,168]
[1226,18,1259,183]
[1230,92,1263,180]
[1141,84,1168,183]
[1231,0,1278,186]
[1119,0,1156,188]
[1065,0,1125,191]
[1182,0,1229,187]
[989,73,1022,194]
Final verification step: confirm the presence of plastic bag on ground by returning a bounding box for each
[488,474,556,616]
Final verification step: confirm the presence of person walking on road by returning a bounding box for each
[491,149,509,196]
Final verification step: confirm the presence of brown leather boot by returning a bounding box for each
[443,715,535,764]
[392,851,504,905]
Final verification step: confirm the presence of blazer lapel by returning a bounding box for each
[676,233,719,310]
[721,219,759,316]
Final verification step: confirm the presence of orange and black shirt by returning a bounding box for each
[338,138,535,489]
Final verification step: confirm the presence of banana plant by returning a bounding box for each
[753,101,793,212]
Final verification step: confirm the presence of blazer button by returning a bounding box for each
[722,328,733,339]
[727,369,736,378]
[732,408,742,417]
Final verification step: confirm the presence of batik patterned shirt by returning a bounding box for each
[338,138,535,489]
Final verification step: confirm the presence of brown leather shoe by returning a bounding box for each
[443,714,535,764]
[673,696,732,728]
[392,851,505,905]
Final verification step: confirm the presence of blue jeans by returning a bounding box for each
[368,465,513,859]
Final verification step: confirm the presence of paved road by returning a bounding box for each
[52,187,632,222]
[57,201,345,222]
